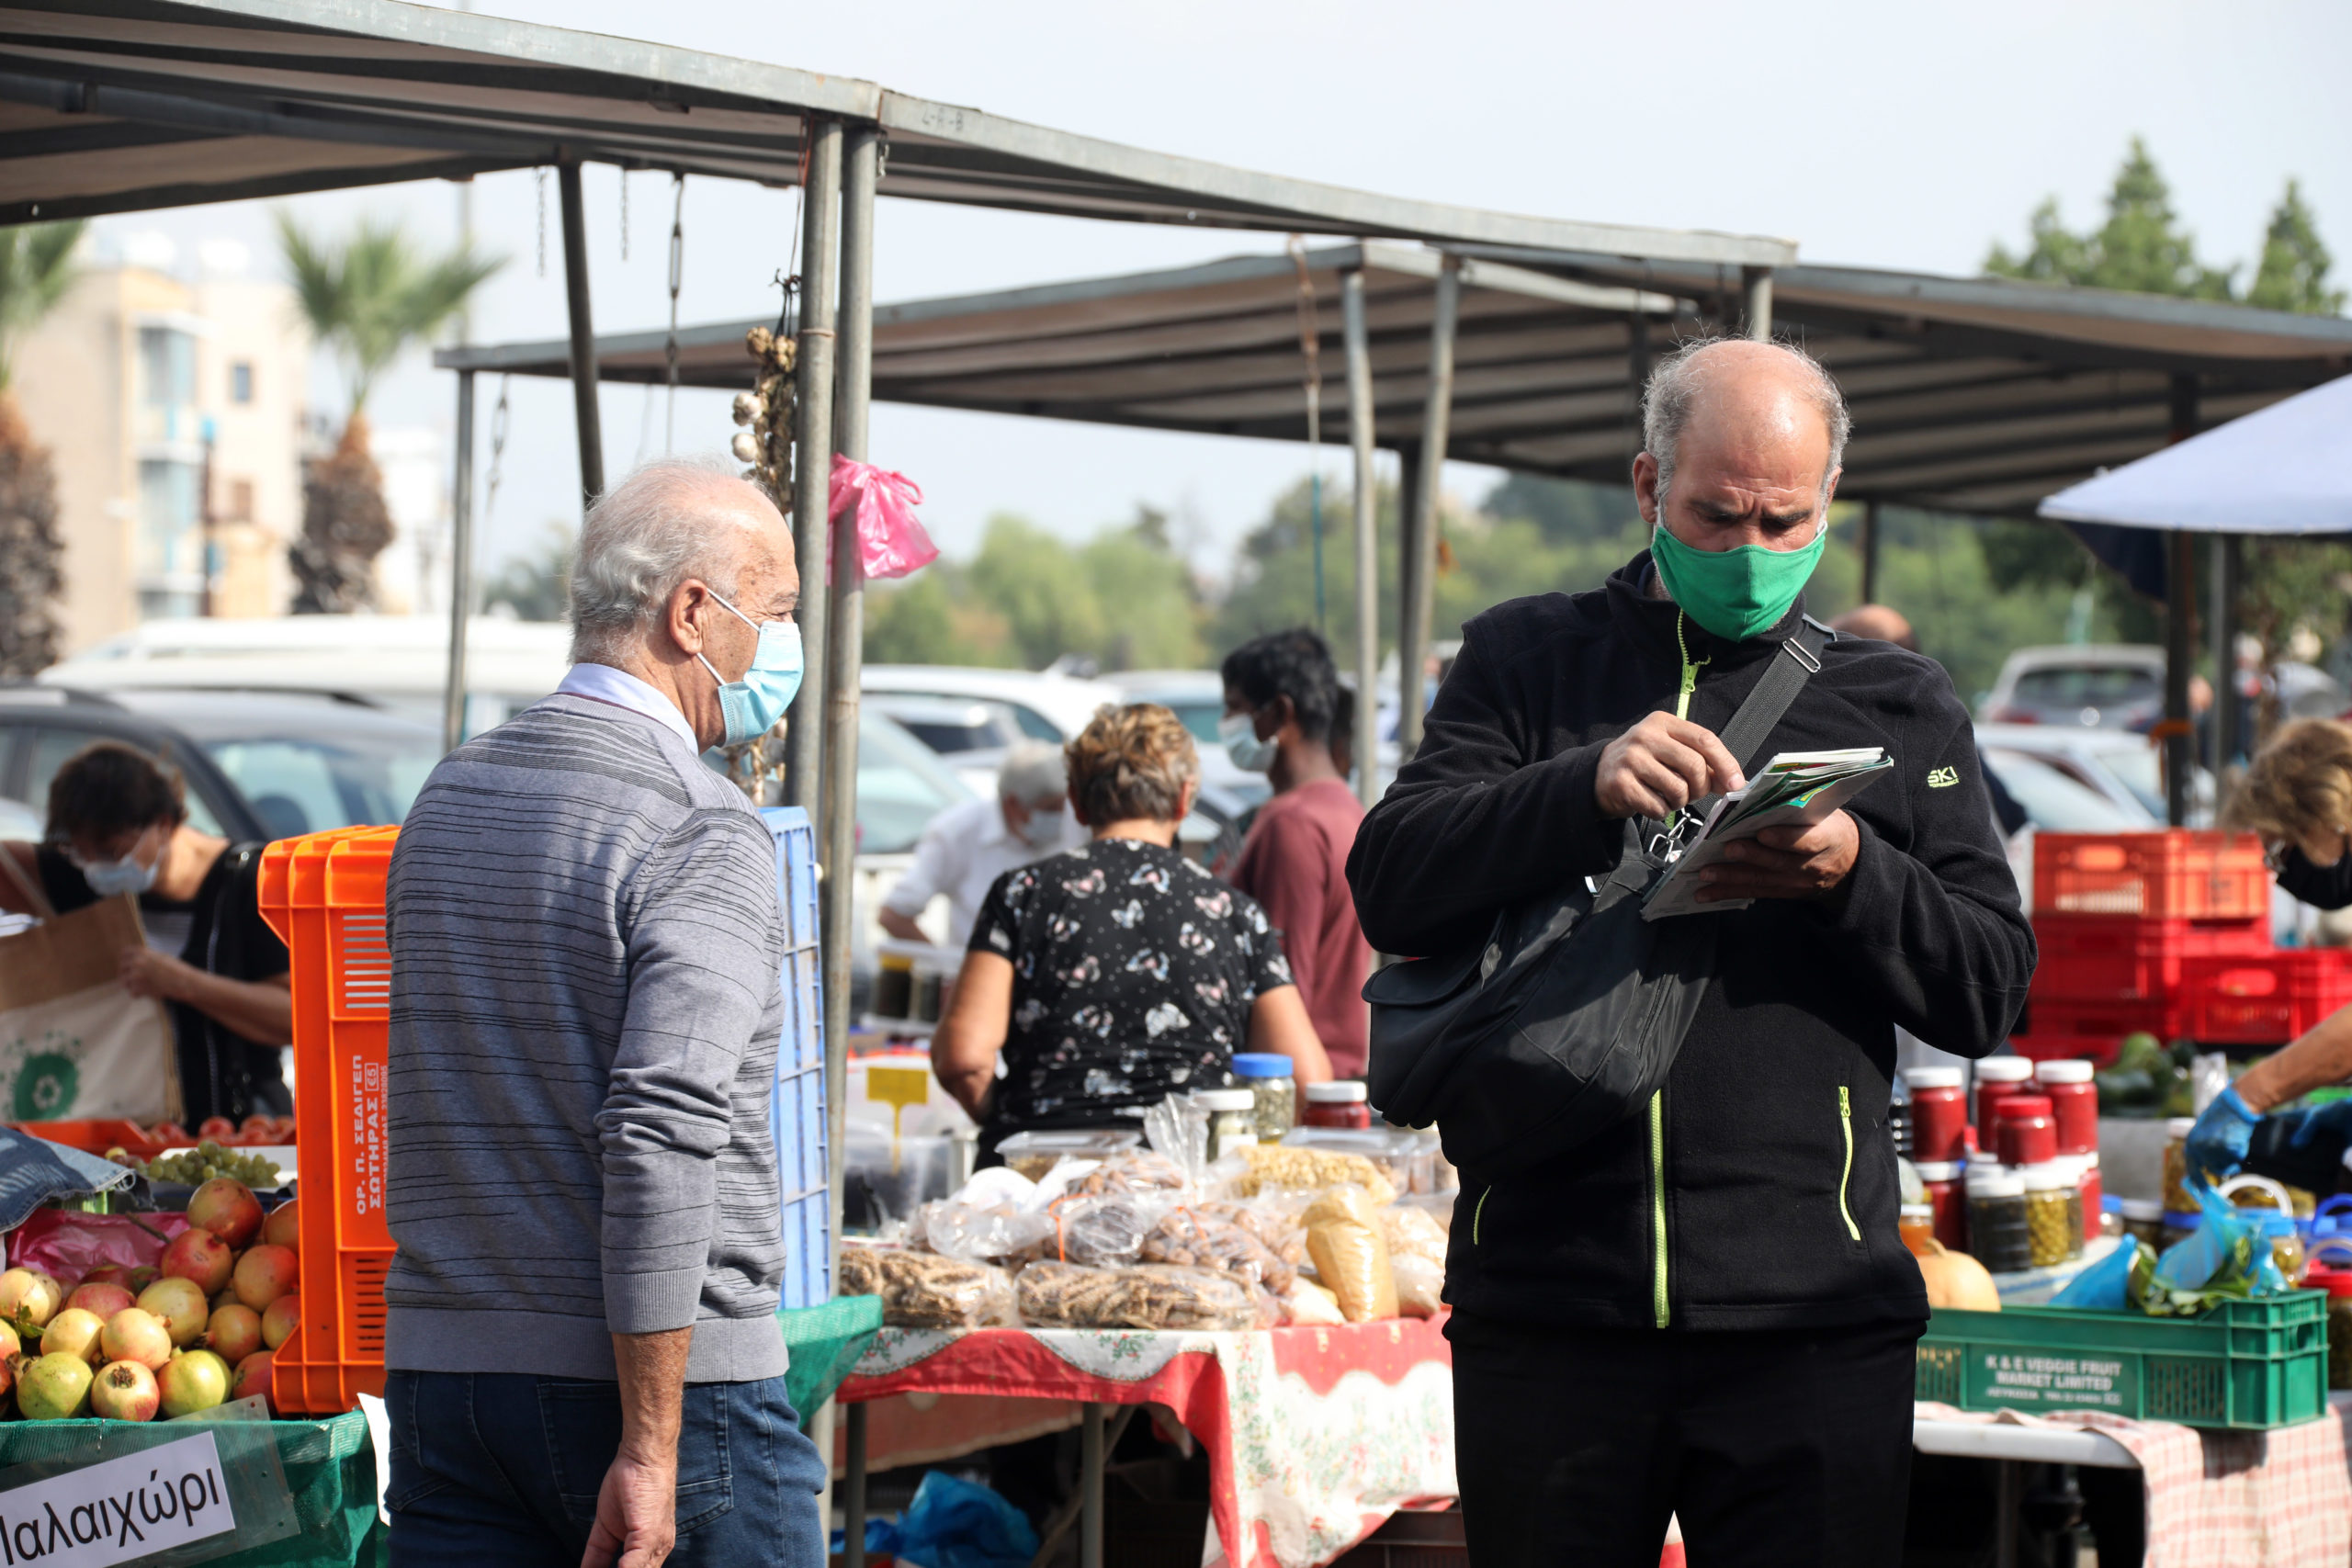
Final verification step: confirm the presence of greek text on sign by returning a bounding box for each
[0,1430,234,1566]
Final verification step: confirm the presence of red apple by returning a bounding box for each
[159,1228,233,1296]
[229,1349,273,1414]
[89,1360,158,1421]
[187,1179,264,1248]
[100,1309,172,1372]
[135,1278,209,1348]
[231,1246,298,1312]
[263,1198,300,1252]
[260,1294,299,1351]
[64,1281,134,1321]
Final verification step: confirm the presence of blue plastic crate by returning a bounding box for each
[761,807,829,1306]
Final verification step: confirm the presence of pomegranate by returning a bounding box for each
[230,1349,273,1413]
[261,1294,300,1351]
[0,1322,18,1362]
[205,1304,262,1366]
[40,1307,105,1365]
[264,1198,300,1252]
[101,1309,173,1372]
[126,1267,160,1293]
[82,1265,131,1289]
[136,1278,210,1347]
[0,1269,61,1327]
[209,1290,236,1314]
[65,1281,135,1320]
[17,1352,92,1420]
[89,1360,158,1421]
[232,1246,298,1312]
[187,1178,264,1248]
[158,1349,229,1416]
[160,1228,233,1295]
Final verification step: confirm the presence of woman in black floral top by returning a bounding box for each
[935,703,1331,1151]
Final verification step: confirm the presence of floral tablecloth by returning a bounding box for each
[836,1318,1458,1568]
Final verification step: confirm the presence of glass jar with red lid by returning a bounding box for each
[1974,1057,2034,1139]
[1993,1094,2057,1168]
[1915,1160,1966,1252]
[2034,1058,2098,1156]
[1302,1080,1374,1130]
[1905,1066,1968,1165]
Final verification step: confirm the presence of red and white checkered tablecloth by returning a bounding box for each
[1915,1398,2352,1568]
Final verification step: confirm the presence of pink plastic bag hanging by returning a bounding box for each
[828,456,938,583]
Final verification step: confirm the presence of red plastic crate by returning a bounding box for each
[2180,950,2352,1046]
[2009,995,2175,1064]
[2030,916,2269,1004]
[256,825,399,1416]
[2033,831,2269,920]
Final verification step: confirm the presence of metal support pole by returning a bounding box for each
[2164,376,2199,827]
[1859,499,1881,606]
[442,370,476,753]
[2211,533,2241,776]
[822,122,878,1281]
[1080,1402,1106,1568]
[1396,446,1423,758]
[843,1402,869,1568]
[1994,1459,2019,1568]
[557,160,604,509]
[1399,257,1459,761]
[1341,269,1379,808]
[785,120,842,820]
[1742,265,1773,341]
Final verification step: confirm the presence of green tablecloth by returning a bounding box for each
[783,1294,884,1421]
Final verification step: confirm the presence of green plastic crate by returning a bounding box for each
[1916,1291,2330,1430]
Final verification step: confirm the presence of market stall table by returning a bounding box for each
[834,1317,1456,1568]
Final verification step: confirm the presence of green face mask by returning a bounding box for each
[1650,521,1826,641]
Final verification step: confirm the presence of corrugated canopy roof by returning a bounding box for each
[438,242,2352,518]
[0,0,1791,265]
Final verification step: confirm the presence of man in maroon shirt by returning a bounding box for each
[1219,629,1371,1076]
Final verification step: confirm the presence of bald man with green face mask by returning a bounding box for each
[1347,338,2035,1568]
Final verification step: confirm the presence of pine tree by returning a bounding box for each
[2247,180,2346,315]
[1984,138,2233,299]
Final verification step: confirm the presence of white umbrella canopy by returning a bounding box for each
[2039,372,2352,536]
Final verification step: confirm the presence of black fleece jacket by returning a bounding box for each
[1348,554,2037,1331]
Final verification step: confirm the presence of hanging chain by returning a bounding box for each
[665,173,686,454]
[484,376,512,520]
[535,169,548,278]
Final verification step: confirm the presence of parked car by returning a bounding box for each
[862,665,1126,745]
[1974,722,2178,826]
[1980,645,2165,731]
[1095,669,1267,807]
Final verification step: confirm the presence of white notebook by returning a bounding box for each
[1640,748,1893,919]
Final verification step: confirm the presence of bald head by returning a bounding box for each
[1830,604,1918,651]
[1634,338,1850,558]
[569,457,794,666]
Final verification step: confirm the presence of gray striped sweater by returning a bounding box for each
[382,694,789,1384]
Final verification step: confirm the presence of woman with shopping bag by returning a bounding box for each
[0,742,290,1125]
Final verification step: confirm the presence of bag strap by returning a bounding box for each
[1646,619,1836,845]
[0,844,55,921]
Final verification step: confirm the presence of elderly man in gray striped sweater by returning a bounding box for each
[382,457,824,1568]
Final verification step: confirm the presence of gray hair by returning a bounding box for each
[568,456,772,665]
[997,739,1068,806]
[1641,337,1851,510]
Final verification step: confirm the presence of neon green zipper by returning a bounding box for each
[1472,1187,1490,1246]
[1668,614,1708,833]
[1837,1087,1861,1242]
[1649,1090,1669,1327]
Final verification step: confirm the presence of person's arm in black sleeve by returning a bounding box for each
[1814,708,2036,1057]
[1347,623,1623,955]
[2273,846,2352,911]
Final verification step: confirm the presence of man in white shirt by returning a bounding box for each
[879,741,1070,950]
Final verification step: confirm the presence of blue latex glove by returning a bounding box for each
[2287,1098,2352,1147]
[2183,1086,2260,1186]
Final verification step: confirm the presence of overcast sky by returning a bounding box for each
[96,0,2352,582]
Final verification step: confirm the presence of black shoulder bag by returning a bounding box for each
[1362,621,1832,1175]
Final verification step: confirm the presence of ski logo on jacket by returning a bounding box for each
[1926,766,1960,788]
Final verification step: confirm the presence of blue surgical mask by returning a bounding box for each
[1014,804,1066,850]
[1218,710,1276,773]
[72,829,162,898]
[697,591,805,747]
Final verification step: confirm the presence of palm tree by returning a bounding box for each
[277,213,501,613]
[0,220,86,674]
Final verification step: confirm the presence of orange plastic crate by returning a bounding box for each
[256,825,399,1416]
[2033,831,2269,921]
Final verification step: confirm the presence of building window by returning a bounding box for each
[138,327,196,409]
[231,361,254,404]
[136,457,204,620]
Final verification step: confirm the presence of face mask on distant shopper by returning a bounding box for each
[1649,518,1828,642]
[73,828,162,898]
[1014,804,1065,850]
[1218,710,1277,773]
[697,591,805,747]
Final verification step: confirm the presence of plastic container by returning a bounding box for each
[2034,1059,2099,1156]
[257,825,400,1416]
[1917,1161,1966,1253]
[2030,915,2268,1004]
[2064,1153,2103,1248]
[1994,1095,2057,1168]
[2031,830,2269,921]
[1906,1067,1967,1165]
[1916,1292,2331,1428]
[1196,1089,1261,1162]
[1974,1058,2034,1139]
[2180,950,2352,1045]
[1228,1054,1295,1140]
[1900,1203,1937,1257]
[1302,1081,1373,1130]
[761,808,829,1308]
[994,1128,1143,1181]
[1279,1125,1430,1193]
[1966,1168,2033,1274]
[2162,1117,2199,1215]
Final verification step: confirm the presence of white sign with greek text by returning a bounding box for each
[0,1431,234,1566]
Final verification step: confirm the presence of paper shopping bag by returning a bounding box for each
[0,894,181,1123]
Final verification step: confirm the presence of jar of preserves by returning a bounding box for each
[1302,1080,1374,1130]
[1916,1161,1966,1252]
[2161,1116,2199,1216]
[2023,1164,2076,1268]
[2054,1153,2101,1248]
[1900,1203,1937,1258]
[2118,1198,2165,1252]
[1974,1057,2035,1142]
[2034,1058,2099,1156]
[1993,1095,2057,1168]
[1967,1168,2033,1274]
[1229,1053,1296,1140]
[1196,1089,1261,1163]
[1906,1067,1968,1165]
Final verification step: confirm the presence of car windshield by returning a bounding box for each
[857,714,972,853]
[1983,749,2143,831]
[2012,666,2160,709]
[2075,739,2166,819]
[1162,699,1225,743]
[201,733,439,835]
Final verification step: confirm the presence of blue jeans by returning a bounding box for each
[386,1371,827,1568]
